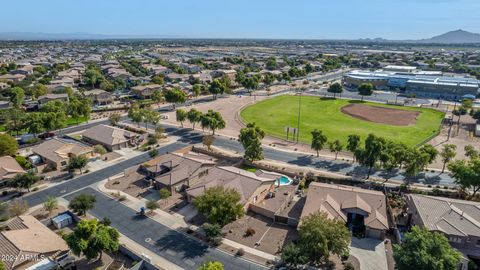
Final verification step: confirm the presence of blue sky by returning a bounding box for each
[2,0,479,39]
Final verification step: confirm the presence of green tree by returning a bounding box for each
[239,122,265,162]
[192,84,202,98]
[43,196,58,215]
[281,243,308,268]
[208,79,226,100]
[448,158,480,198]
[68,96,91,124]
[356,134,385,179]
[152,89,163,104]
[347,134,361,162]
[187,108,202,130]
[159,188,171,199]
[464,145,479,159]
[146,200,159,212]
[297,212,350,265]
[32,83,47,99]
[203,223,222,240]
[128,103,143,127]
[197,261,224,270]
[84,68,104,89]
[404,147,430,183]
[327,82,343,98]
[3,108,25,136]
[68,194,96,216]
[68,155,88,174]
[419,144,439,166]
[10,172,40,192]
[151,75,164,85]
[164,88,187,106]
[440,144,456,173]
[203,110,225,135]
[311,129,328,157]
[358,83,373,101]
[66,219,119,260]
[24,112,44,135]
[0,133,18,156]
[193,186,245,226]
[241,76,259,93]
[202,135,215,151]
[176,109,187,128]
[10,87,25,108]
[328,139,343,160]
[109,113,121,125]
[393,226,461,270]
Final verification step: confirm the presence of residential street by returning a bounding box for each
[65,188,266,270]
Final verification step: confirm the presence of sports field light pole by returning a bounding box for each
[296,88,302,142]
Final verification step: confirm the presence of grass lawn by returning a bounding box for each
[240,95,445,147]
[66,116,89,126]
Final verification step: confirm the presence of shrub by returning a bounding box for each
[236,248,245,256]
[118,195,127,202]
[148,149,158,157]
[15,156,31,169]
[147,136,158,145]
[344,262,355,270]
[244,227,255,237]
[159,188,171,199]
[203,223,222,239]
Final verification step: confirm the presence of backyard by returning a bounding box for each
[240,95,445,146]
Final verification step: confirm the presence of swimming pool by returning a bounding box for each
[275,175,293,186]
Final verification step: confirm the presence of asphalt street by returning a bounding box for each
[64,188,266,270]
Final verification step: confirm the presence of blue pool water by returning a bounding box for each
[275,175,293,186]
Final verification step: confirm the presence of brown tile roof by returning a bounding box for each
[0,156,25,180]
[144,152,215,186]
[0,215,69,269]
[32,138,93,163]
[82,124,138,147]
[301,182,388,230]
[186,166,275,204]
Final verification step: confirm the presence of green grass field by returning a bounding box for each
[240,95,445,147]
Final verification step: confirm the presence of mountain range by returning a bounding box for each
[0,29,479,44]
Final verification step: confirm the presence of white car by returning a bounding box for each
[160,115,169,120]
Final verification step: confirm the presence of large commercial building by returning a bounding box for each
[343,68,480,100]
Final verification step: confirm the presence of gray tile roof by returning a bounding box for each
[408,194,480,237]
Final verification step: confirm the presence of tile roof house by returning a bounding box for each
[140,152,216,194]
[407,194,480,259]
[301,182,389,239]
[31,138,94,170]
[0,215,70,269]
[131,84,162,99]
[186,166,276,209]
[37,93,69,107]
[82,124,139,151]
[0,156,25,187]
[83,89,114,105]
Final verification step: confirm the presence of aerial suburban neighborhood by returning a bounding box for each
[1,1,480,270]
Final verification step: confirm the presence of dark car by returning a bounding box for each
[38,132,55,139]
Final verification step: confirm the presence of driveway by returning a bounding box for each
[350,237,388,270]
[64,188,266,270]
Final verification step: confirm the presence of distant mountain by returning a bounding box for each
[0,32,181,40]
[419,29,480,44]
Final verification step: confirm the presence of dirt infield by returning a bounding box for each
[341,103,421,126]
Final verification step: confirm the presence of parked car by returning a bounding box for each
[38,132,55,139]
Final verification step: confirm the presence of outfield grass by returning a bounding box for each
[240,95,445,147]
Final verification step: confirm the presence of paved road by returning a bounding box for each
[64,188,266,270]
[19,142,187,206]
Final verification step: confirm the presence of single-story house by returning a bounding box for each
[300,182,389,239]
[0,156,25,187]
[82,124,140,151]
[31,138,94,170]
[83,89,114,105]
[131,84,162,99]
[406,194,480,260]
[139,152,216,194]
[0,73,26,82]
[37,93,69,107]
[186,166,276,210]
[0,215,70,269]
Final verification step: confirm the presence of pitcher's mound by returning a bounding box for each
[341,104,420,126]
